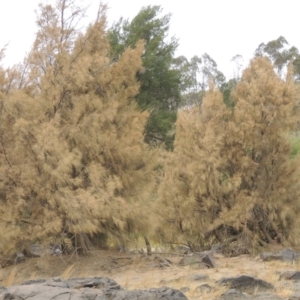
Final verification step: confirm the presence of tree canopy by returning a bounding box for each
[0,0,156,256]
[108,5,181,149]
[1,1,300,261]
[156,57,300,252]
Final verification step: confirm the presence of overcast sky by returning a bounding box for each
[0,0,299,79]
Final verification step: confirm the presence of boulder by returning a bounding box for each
[21,279,47,285]
[219,289,282,300]
[252,293,282,299]
[195,283,212,293]
[0,277,188,300]
[220,288,249,299]
[218,275,274,294]
[178,252,215,268]
[260,248,300,262]
[174,245,191,255]
[188,274,208,281]
[63,277,121,290]
[280,271,300,281]
[152,256,172,268]
[200,252,216,268]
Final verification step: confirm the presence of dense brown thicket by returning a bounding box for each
[1,1,300,260]
[156,58,300,251]
[0,1,156,257]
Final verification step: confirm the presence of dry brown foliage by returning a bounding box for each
[156,58,300,251]
[0,0,156,258]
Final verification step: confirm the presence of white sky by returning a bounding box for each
[0,0,299,79]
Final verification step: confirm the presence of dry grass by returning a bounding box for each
[5,266,17,287]
[0,251,298,299]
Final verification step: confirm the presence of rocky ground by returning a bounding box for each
[1,246,300,299]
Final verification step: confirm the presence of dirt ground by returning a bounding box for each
[0,249,299,299]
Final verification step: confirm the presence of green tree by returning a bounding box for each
[255,36,299,79]
[108,5,181,150]
[198,53,225,92]
[231,54,244,81]
[220,78,237,108]
[219,55,244,109]
[171,55,193,94]
[185,55,204,106]
[173,54,226,108]
[193,53,226,106]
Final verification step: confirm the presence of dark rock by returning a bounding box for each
[1,285,81,300]
[64,277,121,290]
[52,277,63,282]
[21,279,46,285]
[152,256,172,268]
[175,245,191,255]
[220,288,249,299]
[261,248,300,262]
[199,253,216,268]
[218,275,274,294]
[109,286,188,300]
[195,284,212,293]
[253,293,282,299]
[280,271,300,281]
[0,278,188,300]
[220,289,283,300]
[3,295,24,300]
[188,274,208,281]
[149,287,187,299]
[178,252,215,268]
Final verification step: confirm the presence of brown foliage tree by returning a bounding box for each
[0,1,156,257]
[222,58,300,248]
[156,57,300,251]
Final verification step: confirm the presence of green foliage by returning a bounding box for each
[173,54,226,108]
[255,36,300,80]
[220,78,237,107]
[108,5,181,149]
[145,110,177,150]
[289,134,300,158]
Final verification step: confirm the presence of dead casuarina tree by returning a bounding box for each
[0,0,156,257]
[156,57,300,252]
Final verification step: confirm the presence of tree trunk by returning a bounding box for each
[74,233,93,255]
[144,236,152,256]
